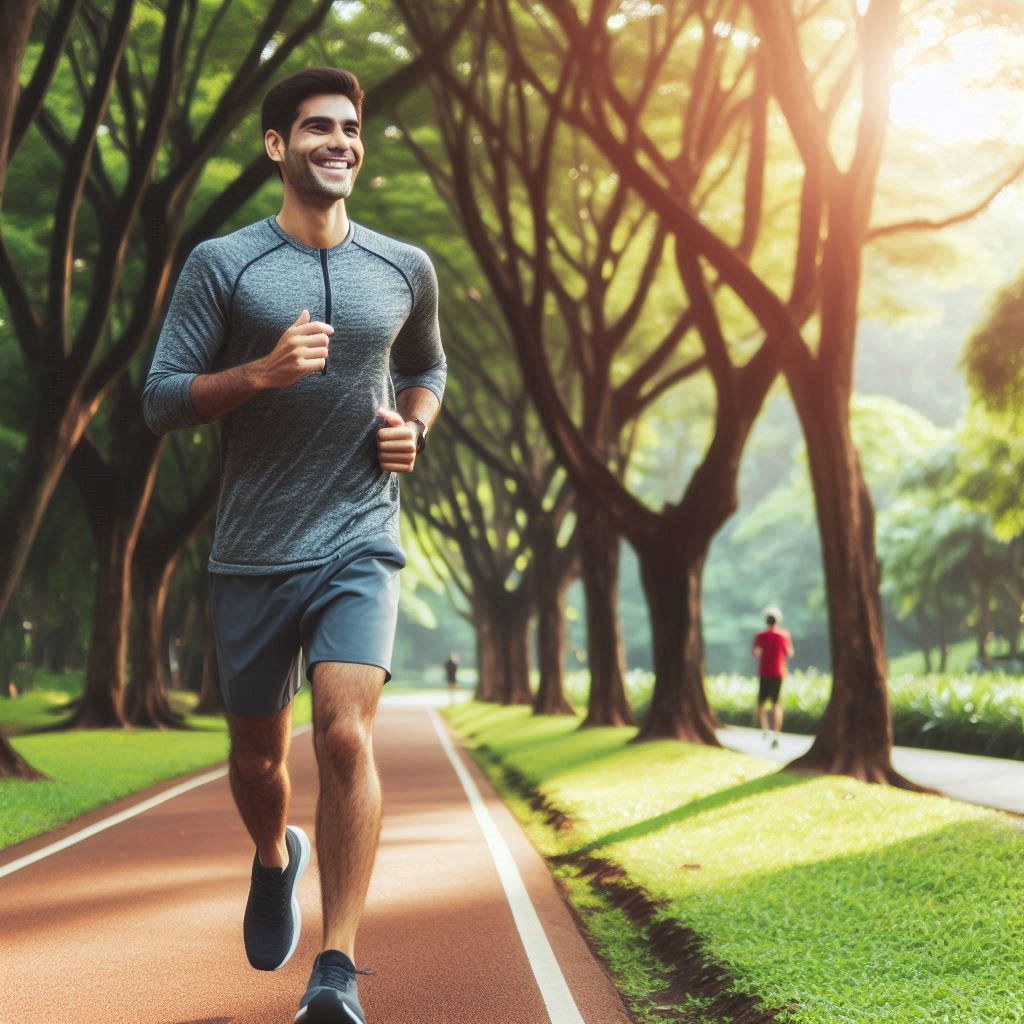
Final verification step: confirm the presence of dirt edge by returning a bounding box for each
[478,745,793,1024]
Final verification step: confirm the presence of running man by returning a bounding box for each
[143,67,446,1024]
[752,608,794,749]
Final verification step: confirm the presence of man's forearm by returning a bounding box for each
[191,360,268,424]
[396,386,441,429]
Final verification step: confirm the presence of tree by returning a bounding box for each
[0,0,341,652]
[958,269,1024,652]
[396,0,792,742]
[0,0,476,736]
[520,0,1024,783]
[405,313,578,709]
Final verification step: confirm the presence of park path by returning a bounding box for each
[718,725,1024,816]
[0,696,632,1024]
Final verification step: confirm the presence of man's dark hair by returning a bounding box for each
[261,67,364,178]
[766,614,777,626]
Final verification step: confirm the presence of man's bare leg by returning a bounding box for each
[228,705,293,867]
[311,661,386,960]
[757,701,769,733]
[772,700,783,735]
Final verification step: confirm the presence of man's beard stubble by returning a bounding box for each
[284,148,355,201]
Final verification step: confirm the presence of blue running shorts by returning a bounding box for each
[209,535,406,716]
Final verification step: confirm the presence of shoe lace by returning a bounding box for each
[316,962,376,990]
[249,869,291,924]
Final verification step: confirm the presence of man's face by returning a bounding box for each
[269,94,364,201]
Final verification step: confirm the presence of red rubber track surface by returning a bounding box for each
[1,703,632,1024]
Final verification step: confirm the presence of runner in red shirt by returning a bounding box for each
[752,608,794,748]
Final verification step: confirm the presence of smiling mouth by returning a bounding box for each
[313,157,354,171]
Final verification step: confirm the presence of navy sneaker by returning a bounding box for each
[295,949,373,1024]
[243,824,311,971]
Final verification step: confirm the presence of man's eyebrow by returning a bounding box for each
[298,115,360,130]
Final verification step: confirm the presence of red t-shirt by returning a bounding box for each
[755,628,791,678]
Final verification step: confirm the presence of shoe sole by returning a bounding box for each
[294,993,364,1023]
[272,825,312,971]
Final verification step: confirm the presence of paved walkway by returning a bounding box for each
[0,697,631,1024]
[718,725,1024,816]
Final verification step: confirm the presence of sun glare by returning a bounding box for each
[890,23,1023,147]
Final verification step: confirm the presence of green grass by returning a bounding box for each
[0,687,312,851]
[446,703,1024,1024]
[888,639,977,677]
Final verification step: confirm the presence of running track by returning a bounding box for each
[0,697,632,1024]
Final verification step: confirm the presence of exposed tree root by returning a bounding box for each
[785,750,937,794]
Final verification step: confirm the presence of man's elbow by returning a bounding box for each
[141,374,200,435]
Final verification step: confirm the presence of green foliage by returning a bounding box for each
[559,665,1024,759]
[447,703,1024,1024]
[0,688,311,850]
[957,403,1024,542]
[962,273,1024,419]
[706,671,1024,760]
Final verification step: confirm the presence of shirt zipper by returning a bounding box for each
[319,248,332,376]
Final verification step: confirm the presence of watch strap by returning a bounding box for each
[410,417,428,453]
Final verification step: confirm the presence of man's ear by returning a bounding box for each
[264,128,286,167]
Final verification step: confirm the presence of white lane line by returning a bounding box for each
[0,723,314,880]
[428,709,586,1024]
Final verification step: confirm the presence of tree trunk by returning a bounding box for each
[498,601,532,706]
[61,428,162,729]
[0,0,38,208]
[634,536,720,743]
[473,593,501,702]
[973,548,993,661]
[65,508,136,728]
[1008,538,1023,656]
[0,402,91,628]
[125,555,185,728]
[532,554,575,716]
[915,608,932,674]
[786,395,922,787]
[578,501,633,727]
[0,733,46,779]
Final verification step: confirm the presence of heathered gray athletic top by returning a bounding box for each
[142,215,446,575]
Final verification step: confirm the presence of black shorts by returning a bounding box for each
[758,676,783,704]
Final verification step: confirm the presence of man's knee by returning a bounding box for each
[227,710,290,784]
[314,715,372,776]
[230,745,286,786]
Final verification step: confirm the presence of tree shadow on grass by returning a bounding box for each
[479,722,637,782]
[568,770,811,857]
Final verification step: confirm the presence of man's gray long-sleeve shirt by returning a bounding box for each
[143,216,446,575]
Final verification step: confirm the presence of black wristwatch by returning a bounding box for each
[410,417,428,453]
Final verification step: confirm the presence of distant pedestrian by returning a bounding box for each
[752,608,793,748]
[444,652,460,704]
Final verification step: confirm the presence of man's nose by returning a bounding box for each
[328,128,351,151]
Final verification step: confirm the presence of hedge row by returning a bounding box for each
[563,669,1024,761]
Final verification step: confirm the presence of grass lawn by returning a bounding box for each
[0,687,312,852]
[445,702,1024,1024]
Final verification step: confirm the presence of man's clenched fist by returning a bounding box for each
[256,309,334,388]
[376,408,419,474]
